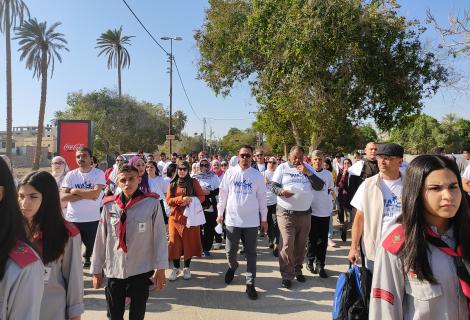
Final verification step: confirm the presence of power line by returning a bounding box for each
[206,117,255,121]
[121,0,203,124]
[172,57,203,122]
[121,0,168,55]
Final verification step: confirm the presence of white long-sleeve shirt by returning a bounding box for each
[217,165,268,227]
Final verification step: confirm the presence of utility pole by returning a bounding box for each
[161,36,182,154]
[202,117,207,152]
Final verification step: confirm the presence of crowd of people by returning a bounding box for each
[0,141,469,320]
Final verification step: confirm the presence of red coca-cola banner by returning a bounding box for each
[57,120,93,169]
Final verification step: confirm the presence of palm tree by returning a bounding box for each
[14,18,68,170]
[0,0,29,160]
[96,26,134,97]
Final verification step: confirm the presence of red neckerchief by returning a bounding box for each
[425,226,470,316]
[114,189,145,253]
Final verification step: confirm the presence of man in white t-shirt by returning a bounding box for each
[61,147,106,268]
[347,143,404,272]
[217,145,268,300]
[307,150,334,278]
[157,152,171,175]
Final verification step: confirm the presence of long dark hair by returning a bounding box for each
[170,160,194,196]
[19,171,69,265]
[400,155,470,283]
[147,160,160,176]
[0,157,26,280]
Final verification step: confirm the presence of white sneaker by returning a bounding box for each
[213,243,222,250]
[169,268,180,281]
[328,238,338,247]
[183,267,191,280]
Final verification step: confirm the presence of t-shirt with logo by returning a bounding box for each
[271,162,314,211]
[351,176,402,237]
[263,170,277,206]
[217,166,268,227]
[62,168,106,222]
[194,172,220,212]
[310,169,334,217]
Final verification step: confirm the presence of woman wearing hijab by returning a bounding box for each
[51,156,70,213]
[194,158,220,257]
[166,160,205,281]
[211,159,224,177]
[128,155,150,193]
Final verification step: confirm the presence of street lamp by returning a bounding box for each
[160,36,182,154]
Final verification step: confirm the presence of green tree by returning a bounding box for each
[15,18,68,170]
[389,114,443,154]
[195,0,447,149]
[0,0,29,160]
[96,26,134,97]
[439,114,470,153]
[220,127,257,155]
[55,90,187,160]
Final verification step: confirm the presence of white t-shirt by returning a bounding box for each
[148,176,167,198]
[263,170,277,206]
[194,172,220,213]
[351,176,402,237]
[271,162,314,211]
[256,163,266,172]
[158,160,172,175]
[462,166,470,195]
[62,168,106,222]
[310,169,334,217]
[217,166,268,227]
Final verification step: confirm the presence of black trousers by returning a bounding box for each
[73,220,99,260]
[306,216,330,268]
[267,204,280,245]
[105,271,153,320]
[201,211,217,251]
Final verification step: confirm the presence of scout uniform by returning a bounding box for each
[0,241,44,320]
[91,190,168,319]
[31,222,84,320]
[370,224,470,320]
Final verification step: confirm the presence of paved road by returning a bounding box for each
[83,234,351,320]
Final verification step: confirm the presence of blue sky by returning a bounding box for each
[0,0,469,139]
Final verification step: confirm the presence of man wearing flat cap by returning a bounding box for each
[347,143,404,272]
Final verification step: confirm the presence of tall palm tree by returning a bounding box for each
[96,26,134,97]
[0,0,29,160]
[14,18,68,170]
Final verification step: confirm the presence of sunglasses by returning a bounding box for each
[221,164,228,167]
[178,167,188,171]
[200,163,209,167]
[239,153,252,159]
[255,154,264,157]
[268,161,277,164]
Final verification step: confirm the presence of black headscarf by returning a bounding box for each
[170,160,195,196]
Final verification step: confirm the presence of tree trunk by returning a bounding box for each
[291,120,302,146]
[32,52,48,170]
[5,0,13,160]
[310,131,324,151]
[117,49,122,97]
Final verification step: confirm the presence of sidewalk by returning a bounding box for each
[83,236,350,319]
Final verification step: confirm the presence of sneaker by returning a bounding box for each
[319,268,328,278]
[246,284,258,300]
[168,268,180,281]
[183,267,191,280]
[306,263,315,273]
[328,238,338,247]
[83,258,91,269]
[296,274,306,283]
[224,268,235,284]
[281,279,292,289]
[202,250,211,257]
[213,243,222,250]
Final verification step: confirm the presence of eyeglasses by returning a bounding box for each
[200,163,209,167]
[239,154,252,159]
[255,154,264,157]
[178,167,188,171]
